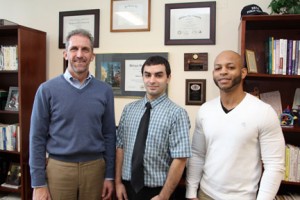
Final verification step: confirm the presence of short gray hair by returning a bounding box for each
[65,29,94,50]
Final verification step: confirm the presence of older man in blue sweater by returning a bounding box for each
[29,29,116,200]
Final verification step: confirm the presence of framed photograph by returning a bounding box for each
[5,87,19,111]
[4,163,21,187]
[59,9,100,49]
[165,2,216,45]
[186,79,206,105]
[245,49,258,73]
[95,52,168,97]
[110,0,151,32]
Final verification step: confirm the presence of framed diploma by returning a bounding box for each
[111,0,151,32]
[59,9,100,49]
[245,49,258,73]
[95,52,168,97]
[186,79,206,105]
[165,2,216,45]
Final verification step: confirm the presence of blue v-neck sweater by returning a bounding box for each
[29,75,116,187]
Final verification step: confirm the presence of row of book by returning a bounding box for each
[266,38,300,75]
[275,193,300,200]
[0,46,18,71]
[284,144,300,182]
[0,124,20,152]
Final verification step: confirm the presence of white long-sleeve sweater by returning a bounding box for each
[186,93,285,200]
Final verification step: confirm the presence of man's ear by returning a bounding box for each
[167,74,171,84]
[63,50,68,60]
[241,67,248,79]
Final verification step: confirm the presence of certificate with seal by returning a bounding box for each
[165,2,216,45]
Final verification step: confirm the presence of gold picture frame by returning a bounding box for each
[245,49,258,73]
[110,0,151,32]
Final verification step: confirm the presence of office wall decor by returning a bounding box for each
[111,0,151,32]
[59,9,100,48]
[165,2,216,45]
[95,52,168,97]
[185,79,206,105]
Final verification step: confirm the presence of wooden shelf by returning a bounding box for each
[0,25,46,200]
[246,73,300,79]
[0,185,21,193]
[239,15,300,195]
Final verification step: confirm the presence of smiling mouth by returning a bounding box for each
[218,78,230,82]
[148,86,158,90]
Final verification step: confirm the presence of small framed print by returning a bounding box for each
[4,163,21,187]
[59,9,100,49]
[186,79,206,105]
[245,49,258,73]
[110,0,151,32]
[5,87,19,111]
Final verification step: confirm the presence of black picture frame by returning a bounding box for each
[185,79,206,105]
[59,9,100,49]
[165,2,216,45]
[95,53,168,97]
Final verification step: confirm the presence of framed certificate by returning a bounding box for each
[185,79,206,105]
[165,2,216,45]
[111,0,151,32]
[59,9,100,49]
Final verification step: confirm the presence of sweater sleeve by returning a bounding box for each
[257,106,285,200]
[29,85,50,187]
[186,111,206,198]
[102,87,116,179]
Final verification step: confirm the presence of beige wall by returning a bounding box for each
[0,0,270,132]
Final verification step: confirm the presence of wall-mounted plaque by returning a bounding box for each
[184,53,208,71]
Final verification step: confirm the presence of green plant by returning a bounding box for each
[268,0,300,14]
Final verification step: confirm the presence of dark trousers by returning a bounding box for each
[123,180,175,200]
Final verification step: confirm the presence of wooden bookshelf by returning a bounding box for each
[0,25,46,199]
[239,15,300,195]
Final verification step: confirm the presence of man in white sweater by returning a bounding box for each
[186,50,285,200]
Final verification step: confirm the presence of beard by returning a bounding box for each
[213,74,242,93]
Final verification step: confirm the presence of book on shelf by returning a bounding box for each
[0,90,8,110]
[285,145,290,181]
[284,144,300,182]
[265,38,300,75]
[0,124,20,152]
[0,46,18,71]
[275,193,300,200]
[1,163,21,190]
[0,157,9,184]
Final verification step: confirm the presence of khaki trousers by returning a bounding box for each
[199,188,214,200]
[46,158,105,200]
